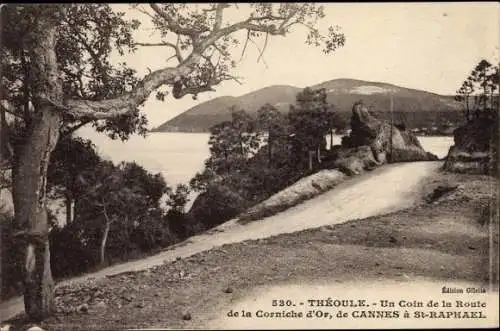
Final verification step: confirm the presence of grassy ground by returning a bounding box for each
[5,170,498,330]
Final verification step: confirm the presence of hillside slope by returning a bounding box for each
[153,78,462,132]
[154,85,301,132]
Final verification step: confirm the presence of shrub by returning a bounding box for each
[189,183,251,229]
[49,224,95,279]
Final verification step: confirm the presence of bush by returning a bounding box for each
[189,183,251,229]
[131,216,177,252]
[49,224,95,279]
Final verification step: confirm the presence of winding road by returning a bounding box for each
[1,161,442,323]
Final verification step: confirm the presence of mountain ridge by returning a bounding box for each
[152,78,462,133]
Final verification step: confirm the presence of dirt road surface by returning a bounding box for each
[1,161,442,322]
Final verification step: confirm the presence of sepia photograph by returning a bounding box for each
[0,2,499,330]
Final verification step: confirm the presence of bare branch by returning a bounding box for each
[257,32,269,63]
[248,37,269,68]
[134,42,174,47]
[240,30,250,61]
[132,4,156,21]
[212,43,229,57]
[149,4,210,38]
[201,5,217,13]
[135,37,184,63]
[200,15,294,52]
[224,74,243,85]
[173,68,242,99]
[165,54,177,64]
[135,42,181,63]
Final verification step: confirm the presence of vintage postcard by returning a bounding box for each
[0,2,498,330]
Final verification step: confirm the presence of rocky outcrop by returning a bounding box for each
[443,116,498,175]
[331,146,381,176]
[330,102,438,175]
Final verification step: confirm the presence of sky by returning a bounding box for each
[106,2,499,129]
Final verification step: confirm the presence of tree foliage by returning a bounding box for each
[74,160,170,265]
[199,108,260,179]
[1,4,148,147]
[46,137,101,225]
[164,183,194,240]
[455,59,499,122]
[288,87,331,169]
[256,103,288,166]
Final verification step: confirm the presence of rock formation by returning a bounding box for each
[331,146,381,175]
[330,102,438,175]
[443,116,498,175]
[238,169,346,223]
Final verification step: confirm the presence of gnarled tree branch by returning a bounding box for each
[134,38,184,63]
[64,53,202,119]
[149,4,210,38]
[54,4,341,120]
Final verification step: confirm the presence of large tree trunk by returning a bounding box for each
[12,110,61,321]
[11,11,63,321]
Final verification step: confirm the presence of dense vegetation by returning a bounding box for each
[1,85,344,302]
[188,87,345,229]
[1,137,192,300]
